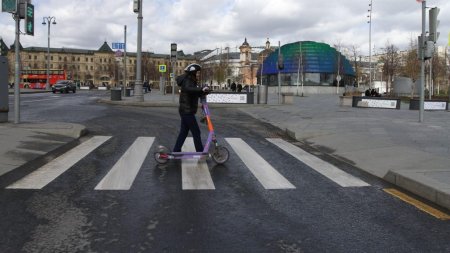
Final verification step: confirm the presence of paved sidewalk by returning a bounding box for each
[241,94,450,211]
[1,89,450,211]
[1,89,87,177]
[0,121,86,176]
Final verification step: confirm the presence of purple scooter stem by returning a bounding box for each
[154,95,229,164]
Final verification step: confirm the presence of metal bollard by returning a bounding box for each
[0,56,8,123]
[111,88,122,101]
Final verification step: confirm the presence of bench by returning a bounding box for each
[409,99,449,111]
[352,96,401,109]
[281,92,294,104]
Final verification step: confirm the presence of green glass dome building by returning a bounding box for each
[260,41,355,87]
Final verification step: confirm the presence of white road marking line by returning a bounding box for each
[95,137,154,190]
[182,138,215,190]
[225,138,296,190]
[267,138,370,187]
[7,136,112,189]
[22,98,59,103]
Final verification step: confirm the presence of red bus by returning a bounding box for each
[20,69,67,89]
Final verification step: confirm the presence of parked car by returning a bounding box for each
[52,80,76,93]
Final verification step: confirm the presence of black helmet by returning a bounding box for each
[184,63,202,73]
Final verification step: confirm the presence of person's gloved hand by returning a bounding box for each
[202,86,210,94]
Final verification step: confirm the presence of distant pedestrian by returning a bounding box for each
[143,81,150,93]
[231,82,236,92]
[237,83,242,92]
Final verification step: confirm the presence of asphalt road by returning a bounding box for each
[1,91,449,253]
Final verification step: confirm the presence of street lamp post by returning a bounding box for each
[42,16,56,90]
[134,0,144,102]
[296,42,304,97]
[419,0,426,122]
[277,41,283,104]
[170,43,177,103]
[367,0,373,90]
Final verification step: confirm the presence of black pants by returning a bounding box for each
[173,114,203,152]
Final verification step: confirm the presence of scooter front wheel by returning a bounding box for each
[154,146,170,164]
[212,145,229,164]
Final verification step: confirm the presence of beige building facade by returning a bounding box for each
[2,39,195,88]
[199,38,275,89]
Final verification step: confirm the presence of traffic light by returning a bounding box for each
[429,7,440,43]
[277,53,284,70]
[424,40,435,60]
[170,43,177,61]
[133,0,140,13]
[24,2,33,36]
[18,0,32,19]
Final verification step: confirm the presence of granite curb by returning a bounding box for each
[236,102,450,211]
[385,169,450,210]
[284,125,450,211]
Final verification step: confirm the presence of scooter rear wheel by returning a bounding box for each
[212,145,229,164]
[154,146,170,164]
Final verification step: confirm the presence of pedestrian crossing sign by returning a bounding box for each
[159,65,167,73]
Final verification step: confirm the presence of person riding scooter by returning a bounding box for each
[172,63,210,152]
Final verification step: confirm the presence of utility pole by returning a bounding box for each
[277,41,283,104]
[419,0,426,122]
[123,25,127,94]
[14,11,20,123]
[429,57,432,100]
[13,0,27,124]
[296,42,304,97]
[336,51,341,94]
[3,0,34,123]
[170,43,177,103]
[42,16,56,90]
[368,0,373,89]
[134,0,143,102]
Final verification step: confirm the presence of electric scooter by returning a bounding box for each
[154,94,230,164]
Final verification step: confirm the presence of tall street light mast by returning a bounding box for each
[134,0,143,102]
[42,16,56,91]
[367,0,373,90]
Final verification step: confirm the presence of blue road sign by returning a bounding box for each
[112,42,125,50]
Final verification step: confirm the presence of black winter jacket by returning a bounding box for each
[176,73,203,114]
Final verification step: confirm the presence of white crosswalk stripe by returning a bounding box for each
[95,137,155,190]
[7,136,112,189]
[267,138,370,187]
[181,138,215,190]
[225,138,296,190]
[4,136,369,191]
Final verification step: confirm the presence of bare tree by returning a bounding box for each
[142,54,158,86]
[400,37,420,82]
[378,41,401,94]
[333,41,343,88]
[350,44,361,86]
[215,61,227,84]
[431,50,447,96]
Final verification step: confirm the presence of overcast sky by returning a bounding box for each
[1,0,449,56]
